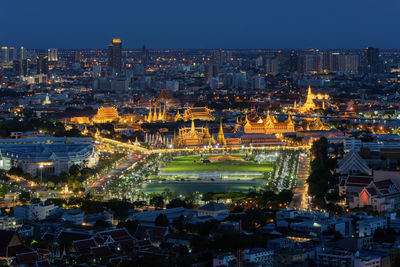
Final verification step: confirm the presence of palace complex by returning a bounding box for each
[243,111,295,134]
[182,107,215,121]
[92,107,121,124]
[173,120,216,147]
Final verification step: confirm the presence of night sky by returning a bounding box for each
[1,0,398,49]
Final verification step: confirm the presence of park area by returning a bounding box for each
[161,155,274,173]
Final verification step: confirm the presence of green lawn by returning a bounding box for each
[161,155,273,172]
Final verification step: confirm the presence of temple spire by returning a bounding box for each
[148,101,153,122]
[217,119,226,145]
[190,119,195,133]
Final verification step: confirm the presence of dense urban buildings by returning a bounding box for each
[1,1,400,265]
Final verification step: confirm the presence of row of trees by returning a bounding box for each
[307,137,338,207]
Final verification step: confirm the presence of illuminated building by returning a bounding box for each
[173,120,215,147]
[216,120,226,145]
[108,38,122,76]
[174,110,183,121]
[47,48,58,62]
[298,86,317,113]
[183,107,215,121]
[92,106,121,124]
[1,47,8,63]
[297,86,329,113]
[353,179,400,212]
[309,114,330,131]
[42,93,51,105]
[0,137,98,176]
[145,102,167,123]
[243,112,295,134]
[70,117,91,125]
[36,56,48,75]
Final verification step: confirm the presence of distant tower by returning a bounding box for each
[142,44,148,67]
[48,48,58,62]
[1,47,8,63]
[364,47,379,67]
[108,38,122,76]
[36,56,48,75]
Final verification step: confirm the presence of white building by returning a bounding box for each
[47,48,58,62]
[316,248,354,267]
[354,255,381,267]
[355,216,387,237]
[243,248,273,266]
[14,203,56,221]
[0,137,99,176]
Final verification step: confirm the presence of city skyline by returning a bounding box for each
[1,0,400,49]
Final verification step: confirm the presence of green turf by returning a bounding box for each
[161,155,273,172]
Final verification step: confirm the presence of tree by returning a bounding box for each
[167,198,188,209]
[94,219,110,228]
[155,214,169,227]
[0,185,8,200]
[150,195,164,209]
[19,191,31,204]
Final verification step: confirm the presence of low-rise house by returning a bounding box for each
[198,202,228,218]
[0,230,33,263]
[61,209,84,225]
[213,252,236,267]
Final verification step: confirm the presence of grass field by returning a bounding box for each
[161,155,273,172]
[141,182,260,193]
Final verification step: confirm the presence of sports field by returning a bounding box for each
[161,155,273,172]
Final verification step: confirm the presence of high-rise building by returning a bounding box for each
[330,53,360,73]
[19,46,24,60]
[1,47,8,63]
[204,63,218,83]
[108,38,122,76]
[213,49,227,65]
[48,48,58,62]
[141,44,148,67]
[9,47,17,62]
[364,47,379,66]
[37,56,48,75]
[74,51,82,63]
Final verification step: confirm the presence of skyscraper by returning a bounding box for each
[9,47,17,62]
[108,38,122,76]
[1,47,8,63]
[364,47,379,66]
[19,46,24,60]
[48,48,58,62]
[37,56,48,75]
[141,44,148,67]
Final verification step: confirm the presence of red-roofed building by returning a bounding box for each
[352,179,400,212]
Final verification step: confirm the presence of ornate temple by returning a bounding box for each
[243,111,295,134]
[145,102,167,123]
[92,106,121,124]
[173,120,216,147]
[174,110,183,121]
[308,114,330,131]
[182,107,215,121]
[297,86,329,113]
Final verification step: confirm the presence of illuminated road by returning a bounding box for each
[290,152,311,209]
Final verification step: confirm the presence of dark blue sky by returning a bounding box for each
[1,0,398,49]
